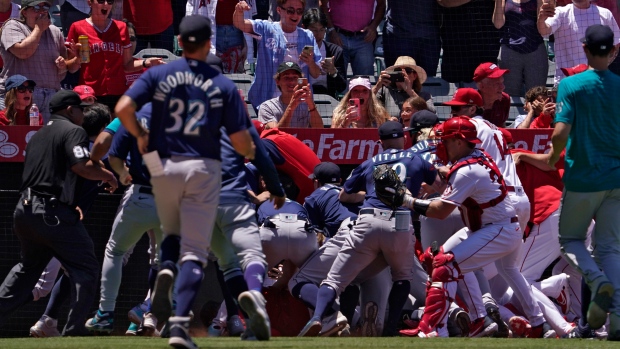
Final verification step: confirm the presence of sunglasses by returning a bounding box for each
[95,0,115,4]
[31,4,51,12]
[129,35,137,42]
[16,86,35,93]
[394,67,415,74]
[280,6,304,15]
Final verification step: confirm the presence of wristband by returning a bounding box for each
[403,195,431,216]
[142,59,148,68]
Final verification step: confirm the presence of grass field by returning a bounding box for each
[0,337,615,349]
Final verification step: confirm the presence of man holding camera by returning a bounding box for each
[373,56,435,119]
[258,61,324,129]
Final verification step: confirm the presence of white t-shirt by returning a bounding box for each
[440,149,516,227]
[471,116,522,187]
[282,30,299,65]
[545,4,620,83]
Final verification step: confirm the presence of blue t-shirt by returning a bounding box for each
[248,20,322,109]
[344,147,437,209]
[124,58,248,160]
[303,183,360,238]
[554,69,620,192]
[256,198,308,226]
[109,103,153,186]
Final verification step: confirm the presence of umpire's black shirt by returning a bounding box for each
[20,114,90,207]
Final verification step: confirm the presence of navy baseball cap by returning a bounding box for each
[4,74,36,92]
[378,121,404,140]
[405,110,440,132]
[179,15,212,44]
[277,61,303,75]
[308,162,341,183]
[49,90,90,113]
[581,24,614,54]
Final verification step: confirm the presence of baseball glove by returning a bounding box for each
[373,164,407,209]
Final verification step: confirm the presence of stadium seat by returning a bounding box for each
[226,73,254,99]
[422,77,450,97]
[50,5,61,29]
[134,49,180,63]
[313,94,339,128]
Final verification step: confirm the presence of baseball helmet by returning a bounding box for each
[436,116,481,144]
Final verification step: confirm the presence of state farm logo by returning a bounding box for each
[0,130,19,158]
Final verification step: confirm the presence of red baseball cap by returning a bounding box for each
[560,64,588,77]
[499,127,513,144]
[443,88,483,107]
[252,119,265,134]
[473,62,509,82]
[73,85,97,102]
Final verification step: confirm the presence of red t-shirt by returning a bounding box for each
[530,112,553,129]
[482,92,510,127]
[0,108,43,126]
[261,128,321,204]
[123,0,173,35]
[511,149,564,224]
[68,19,132,96]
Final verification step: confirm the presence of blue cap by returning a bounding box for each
[581,24,614,54]
[179,15,212,44]
[4,74,36,92]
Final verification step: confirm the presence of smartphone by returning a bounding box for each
[348,98,360,120]
[303,45,314,55]
[297,78,308,86]
[389,71,404,83]
[324,57,333,65]
[546,90,555,102]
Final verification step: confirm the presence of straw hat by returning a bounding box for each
[386,56,427,84]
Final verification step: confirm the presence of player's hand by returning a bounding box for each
[255,191,272,205]
[146,57,165,68]
[75,206,84,220]
[137,133,149,154]
[103,173,119,193]
[236,1,251,12]
[361,25,377,43]
[119,168,133,186]
[271,194,286,209]
[437,166,450,179]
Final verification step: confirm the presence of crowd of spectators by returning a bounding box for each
[1,0,619,129]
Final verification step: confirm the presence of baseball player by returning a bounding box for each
[115,15,255,349]
[298,121,436,337]
[208,124,286,341]
[84,103,164,335]
[383,117,549,338]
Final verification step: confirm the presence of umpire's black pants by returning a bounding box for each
[0,196,99,336]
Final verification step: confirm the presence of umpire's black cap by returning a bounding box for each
[49,90,90,113]
[309,162,341,184]
[378,121,404,140]
[179,15,212,44]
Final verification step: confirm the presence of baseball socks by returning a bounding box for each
[175,261,204,317]
[383,280,410,336]
[244,262,266,292]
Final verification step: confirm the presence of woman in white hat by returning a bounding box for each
[331,76,389,128]
[373,56,435,120]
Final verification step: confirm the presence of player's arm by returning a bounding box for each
[91,131,114,163]
[403,197,457,220]
[512,151,554,171]
[229,129,256,160]
[108,155,132,186]
[338,188,365,203]
[249,127,286,208]
[115,96,149,153]
[548,122,570,169]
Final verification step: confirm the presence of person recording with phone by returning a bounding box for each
[373,56,436,119]
[301,8,347,99]
[513,85,556,129]
[258,61,324,129]
[331,76,390,128]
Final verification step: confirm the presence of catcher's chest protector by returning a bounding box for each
[446,153,508,231]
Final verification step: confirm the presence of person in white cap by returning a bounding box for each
[331,76,389,128]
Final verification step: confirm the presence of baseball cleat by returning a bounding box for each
[469,316,498,337]
[508,316,530,338]
[588,281,614,330]
[488,307,509,338]
[227,315,245,336]
[29,315,61,338]
[207,319,227,337]
[529,322,556,338]
[85,310,114,334]
[168,316,198,349]
[319,311,348,337]
[151,268,175,323]
[361,301,378,337]
[454,310,470,337]
[141,312,159,337]
[125,322,139,336]
[238,290,270,340]
[298,318,322,337]
[128,301,148,325]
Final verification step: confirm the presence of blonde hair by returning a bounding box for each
[332,90,390,128]
[416,127,433,141]
[3,89,33,125]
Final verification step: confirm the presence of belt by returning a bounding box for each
[138,186,153,195]
[334,26,365,37]
[506,185,523,192]
[485,216,518,226]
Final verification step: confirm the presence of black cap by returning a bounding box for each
[179,15,212,44]
[405,110,440,132]
[581,24,614,54]
[378,121,404,140]
[277,61,303,75]
[49,90,90,113]
[308,162,341,183]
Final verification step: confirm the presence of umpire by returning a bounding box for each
[0,90,118,336]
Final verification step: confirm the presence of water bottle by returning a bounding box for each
[29,104,39,126]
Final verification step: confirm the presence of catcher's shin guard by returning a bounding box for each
[418,261,460,334]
